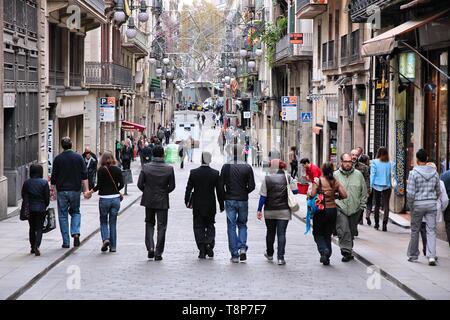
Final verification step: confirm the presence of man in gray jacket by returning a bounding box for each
[138,145,176,261]
[406,149,440,266]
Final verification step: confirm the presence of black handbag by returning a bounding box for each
[43,208,56,233]
[20,193,30,221]
[187,192,194,209]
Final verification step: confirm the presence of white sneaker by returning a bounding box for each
[428,257,437,266]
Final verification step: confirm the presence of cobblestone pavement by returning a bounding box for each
[18,115,411,300]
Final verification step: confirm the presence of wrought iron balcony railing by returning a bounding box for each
[85,62,133,89]
[348,0,391,22]
[275,32,313,63]
[296,0,328,19]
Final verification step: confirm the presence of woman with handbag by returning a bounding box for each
[88,152,124,253]
[21,164,50,256]
[257,159,297,265]
[309,163,347,265]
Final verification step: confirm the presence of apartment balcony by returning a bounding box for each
[122,28,149,57]
[296,0,328,19]
[348,0,392,22]
[274,33,313,64]
[49,70,65,88]
[84,62,133,90]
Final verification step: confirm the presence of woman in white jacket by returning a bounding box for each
[421,163,449,258]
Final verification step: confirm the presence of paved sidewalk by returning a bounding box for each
[286,175,450,300]
[0,160,143,300]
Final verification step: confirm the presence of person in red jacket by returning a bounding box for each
[300,158,322,182]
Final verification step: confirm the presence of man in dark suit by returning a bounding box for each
[138,145,175,261]
[185,152,225,259]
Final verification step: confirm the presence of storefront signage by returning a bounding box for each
[47,120,54,177]
[3,93,15,108]
[290,33,303,44]
[99,97,116,122]
[399,52,416,79]
[281,96,298,121]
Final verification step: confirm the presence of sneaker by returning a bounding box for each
[62,244,70,249]
[147,250,155,259]
[264,253,273,261]
[366,217,372,226]
[239,249,247,261]
[101,240,110,252]
[73,235,80,247]
[109,248,116,253]
[408,257,418,263]
[30,248,35,254]
[382,225,387,232]
[34,247,40,256]
[320,254,328,264]
[374,224,379,230]
[205,245,214,258]
[155,256,163,261]
[428,257,437,266]
[323,258,330,266]
[277,259,286,265]
[230,256,239,263]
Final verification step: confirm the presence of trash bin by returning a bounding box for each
[164,144,180,164]
[122,169,133,184]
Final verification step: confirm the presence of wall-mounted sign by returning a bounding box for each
[281,96,298,121]
[290,33,304,44]
[47,120,54,177]
[250,98,258,112]
[301,112,312,123]
[399,52,416,79]
[99,97,116,122]
[243,111,251,119]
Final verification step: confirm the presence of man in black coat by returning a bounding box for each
[185,152,225,259]
[137,145,176,261]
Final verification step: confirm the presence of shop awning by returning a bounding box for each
[361,9,450,57]
[121,120,146,132]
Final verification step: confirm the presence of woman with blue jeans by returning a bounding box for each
[257,159,296,265]
[370,147,392,231]
[88,152,124,252]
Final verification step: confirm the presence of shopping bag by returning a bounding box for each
[43,208,57,233]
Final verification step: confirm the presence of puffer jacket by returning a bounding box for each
[334,167,368,216]
[220,163,255,201]
[406,165,441,207]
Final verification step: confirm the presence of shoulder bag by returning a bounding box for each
[285,174,299,212]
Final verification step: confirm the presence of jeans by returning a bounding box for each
[265,219,289,259]
[373,188,391,225]
[313,208,337,258]
[145,208,168,256]
[99,197,121,249]
[57,191,81,246]
[187,149,193,162]
[29,211,46,249]
[225,200,249,257]
[407,203,437,259]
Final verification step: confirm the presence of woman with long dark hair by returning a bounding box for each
[309,163,347,265]
[87,151,124,252]
[21,164,50,256]
[369,147,392,231]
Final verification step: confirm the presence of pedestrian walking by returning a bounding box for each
[115,140,122,167]
[309,163,347,265]
[201,113,206,125]
[289,146,298,179]
[157,127,165,145]
[221,144,256,263]
[359,154,373,225]
[83,149,98,190]
[140,141,153,167]
[351,149,369,228]
[440,168,450,247]
[50,137,91,249]
[334,153,368,262]
[257,159,295,265]
[369,147,392,231]
[137,146,176,261]
[185,152,225,259]
[300,158,322,183]
[406,149,441,266]
[178,140,187,169]
[186,135,194,162]
[419,162,448,256]
[120,139,133,170]
[22,164,50,256]
[165,127,171,145]
[87,152,124,253]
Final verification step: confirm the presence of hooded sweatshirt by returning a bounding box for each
[406,165,441,208]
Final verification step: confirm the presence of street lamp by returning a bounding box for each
[224,76,231,83]
[247,60,256,69]
[230,67,237,73]
[255,48,263,57]
[163,57,170,65]
[149,57,157,64]
[240,49,248,58]
[156,67,163,76]
[126,17,137,39]
[166,71,173,78]
[138,0,149,22]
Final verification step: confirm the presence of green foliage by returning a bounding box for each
[260,16,288,67]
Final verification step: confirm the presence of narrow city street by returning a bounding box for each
[17,116,410,300]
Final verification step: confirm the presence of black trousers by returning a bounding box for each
[313,208,337,258]
[145,208,168,256]
[373,188,391,225]
[29,211,46,249]
[122,159,131,170]
[445,209,450,246]
[193,213,216,253]
[290,162,298,179]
